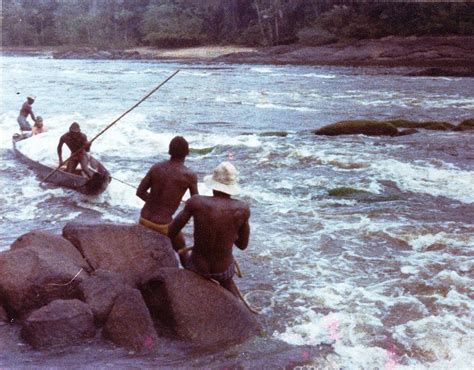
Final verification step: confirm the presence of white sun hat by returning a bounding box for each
[204,161,240,195]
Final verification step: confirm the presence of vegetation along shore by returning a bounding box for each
[2,1,473,75]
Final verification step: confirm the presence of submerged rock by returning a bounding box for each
[141,268,259,348]
[21,299,95,348]
[0,231,89,317]
[313,120,398,136]
[62,223,178,286]
[102,287,158,351]
[454,118,474,132]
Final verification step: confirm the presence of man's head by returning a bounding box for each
[35,116,43,127]
[69,122,81,133]
[169,136,189,160]
[27,96,35,104]
[204,161,240,196]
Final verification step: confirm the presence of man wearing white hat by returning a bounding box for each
[17,95,37,132]
[168,161,250,298]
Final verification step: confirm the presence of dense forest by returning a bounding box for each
[2,0,473,48]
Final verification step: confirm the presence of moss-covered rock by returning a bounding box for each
[454,118,474,132]
[313,120,398,136]
[384,119,454,130]
[328,187,368,196]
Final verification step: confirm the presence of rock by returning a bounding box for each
[313,120,398,136]
[63,223,178,286]
[420,121,455,131]
[78,269,127,326]
[21,299,95,348]
[454,118,474,132]
[10,230,90,271]
[395,128,419,136]
[102,287,158,351]
[0,305,8,323]
[141,268,259,348]
[0,232,89,317]
[406,67,474,77]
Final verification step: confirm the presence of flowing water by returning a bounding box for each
[1,56,473,368]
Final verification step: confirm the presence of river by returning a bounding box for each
[1,55,473,368]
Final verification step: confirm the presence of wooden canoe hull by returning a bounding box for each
[12,134,111,196]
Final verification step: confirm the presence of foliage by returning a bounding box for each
[2,0,473,48]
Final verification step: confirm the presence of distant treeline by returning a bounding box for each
[2,0,473,48]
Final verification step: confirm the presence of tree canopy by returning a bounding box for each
[2,0,473,48]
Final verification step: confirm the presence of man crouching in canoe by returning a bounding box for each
[168,162,250,298]
[57,122,93,178]
[137,136,198,252]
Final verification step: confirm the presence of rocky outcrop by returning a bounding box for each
[21,299,95,348]
[216,36,474,70]
[0,231,89,317]
[313,120,399,136]
[102,287,158,351]
[0,224,261,354]
[454,118,474,132]
[63,223,178,286]
[314,118,474,136]
[141,268,259,347]
[52,47,141,60]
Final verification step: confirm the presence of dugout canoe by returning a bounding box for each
[12,133,111,195]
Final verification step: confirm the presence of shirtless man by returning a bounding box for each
[17,96,37,131]
[32,116,47,135]
[168,162,250,298]
[137,136,198,250]
[57,122,93,177]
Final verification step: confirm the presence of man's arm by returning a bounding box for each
[136,170,152,202]
[168,200,194,239]
[189,173,199,196]
[235,208,250,250]
[57,137,65,165]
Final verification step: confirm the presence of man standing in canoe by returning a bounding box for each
[168,161,250,298]
[57,122,93,178]
[137,136,198,251]
[17,95,37,132]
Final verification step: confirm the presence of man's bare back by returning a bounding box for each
[170,193,250,274]
[137,159,198,224]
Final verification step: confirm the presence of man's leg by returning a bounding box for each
[172,232,190,267]
[220,278,240,298]
[17,116,32,131]
[79,153,94,178]
[66,157,80,173]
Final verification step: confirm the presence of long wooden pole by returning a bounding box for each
[40,69,180,184]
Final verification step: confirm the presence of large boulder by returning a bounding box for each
[21,299,95,348]
[78,269,127,326]
[62,223,178,286]
[102,287,158,351]
[313,120,399,136]
[0,232,89,317]
[10,230,90,271]
[141,268,259,348]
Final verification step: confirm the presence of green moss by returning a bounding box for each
[384,119,420,128]
[189,146,216,155]
[328,187,366,196]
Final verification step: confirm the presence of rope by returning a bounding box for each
[47,268,83,286]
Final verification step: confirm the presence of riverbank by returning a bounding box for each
[2,36,473,75]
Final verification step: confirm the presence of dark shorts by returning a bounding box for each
[17,116,32,131]
[184,258,235,283]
